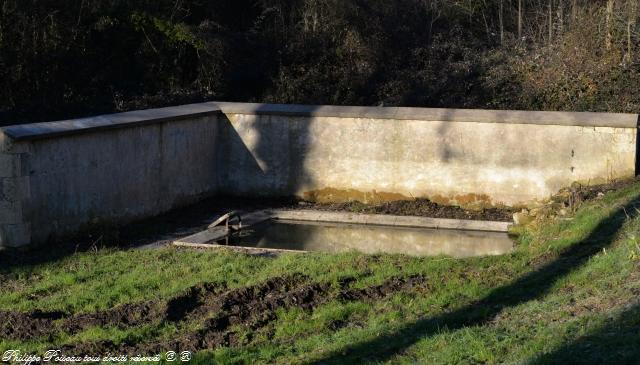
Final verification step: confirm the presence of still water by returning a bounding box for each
[218,220,514,258]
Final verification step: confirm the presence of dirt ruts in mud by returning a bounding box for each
[0,276,290,341]
[0,310,65,340]
[0,275,304,342]
[70,300,172,333]
[1,274,427,355]
[337,275,427,301]
[61,274,427,355]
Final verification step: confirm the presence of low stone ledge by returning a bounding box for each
[270,210,512,232]
[2,102,636,143]
[212,101,639,128]
[2,103,222,141]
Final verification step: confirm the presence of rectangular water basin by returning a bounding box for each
[216,219,514,258]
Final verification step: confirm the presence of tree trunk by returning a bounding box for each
[606,0,615,50]
[627,0,638,62]
[549,0,553,45]
[518,0,523,39]
[481,10,491,43]
[558,0,564,36]
[499,0,504,45]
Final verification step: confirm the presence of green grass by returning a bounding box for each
[2,183,640,364]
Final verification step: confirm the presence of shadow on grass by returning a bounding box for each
[530,302,640,365]
[0,196,296,273]
[307,194,640,364]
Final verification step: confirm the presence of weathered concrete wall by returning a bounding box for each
[0,104,221,247]
[0,101,637,247]
[216,103,638,208]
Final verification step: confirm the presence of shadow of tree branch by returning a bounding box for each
[306,194,640,364]
[529,302,640,365]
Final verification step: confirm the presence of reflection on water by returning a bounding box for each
[220,220,514,258]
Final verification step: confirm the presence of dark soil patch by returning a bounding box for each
[553,178,640,208]
[303,199,515,222]
[0,275,306,342]
[59,275,428,356]
[165,282,227,322]
[64,301,166,334]
[327,319,347,331]
[337,275,428,301]
[64,280,231,334]
[180,274,308,324]
[0,310,65,340]
[0,273,427,354]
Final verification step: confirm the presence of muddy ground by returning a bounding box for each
[552,178,640,206]
[0,274,428,356]
[302,199,515,222]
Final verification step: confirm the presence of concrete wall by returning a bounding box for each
[0,101,637,247]
[0,104,221,247]
[216,103,638,208]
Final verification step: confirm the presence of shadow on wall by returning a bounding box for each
[215,105,471,201]
[214,105,571,208]
[436,108,457,163]
[0,104,315,270]
[215,104,316,198]
[304,194,640,364]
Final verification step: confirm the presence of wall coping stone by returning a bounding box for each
[2,101,638,142]
[212,102,639,128]
[2,103,222,141]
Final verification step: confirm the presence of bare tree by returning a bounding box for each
[427,0,443,42]
[549,0,553,44]
[518,0,523,39]
[606,0,615,50]
[499,0,505,44]
[557,0,564,36]
[626,0,638,62]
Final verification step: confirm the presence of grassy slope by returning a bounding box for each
[1,183,640,364]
